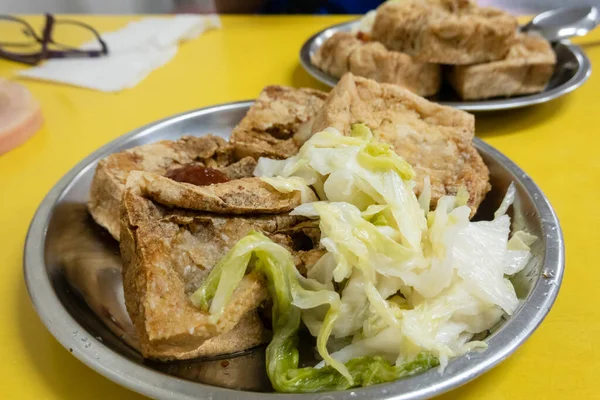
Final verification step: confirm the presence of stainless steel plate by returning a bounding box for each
[299,20,591,111]
[24,101,564,400]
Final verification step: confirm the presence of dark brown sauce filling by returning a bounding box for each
[165,164,230,186]
[356,31,371,42]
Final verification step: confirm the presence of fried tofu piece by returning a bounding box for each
[447,33,556,100]
[311,73,490,214]
[311,32,364,78]
[230,85,328,160]
[126,172,305,215]
[88,135,257,240]
[120,176,317,360]
[372,0,518,65]
[311,32,441,97]
[49,202,266,359]
[348,39,441,97]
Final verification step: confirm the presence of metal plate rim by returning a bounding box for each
[299,20,591,112]
[24,101,564,400]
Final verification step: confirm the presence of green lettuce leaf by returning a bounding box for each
[282,353,438,393]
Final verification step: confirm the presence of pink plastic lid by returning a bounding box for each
[0,79,43,155]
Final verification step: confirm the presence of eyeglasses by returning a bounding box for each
[0,14,108,65]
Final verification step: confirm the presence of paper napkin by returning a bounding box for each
[17,15,221,92]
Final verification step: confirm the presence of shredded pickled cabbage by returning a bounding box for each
[191,125,535,392]
[191,231,437,392]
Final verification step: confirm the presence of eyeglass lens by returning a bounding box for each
[50,20,105,52]
[0,18,39,48]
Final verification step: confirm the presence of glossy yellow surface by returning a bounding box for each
[0,15,598,400]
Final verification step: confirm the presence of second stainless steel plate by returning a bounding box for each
[299,20,591,112]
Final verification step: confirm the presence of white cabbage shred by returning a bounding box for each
[254,126,536,373]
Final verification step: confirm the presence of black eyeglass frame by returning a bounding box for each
[0,13,108,65]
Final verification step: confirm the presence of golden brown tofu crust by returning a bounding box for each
[120,177,314,360]
[312,73,490,214]
[311,32,441,97]
[88,135,256,240]
[372,0,518,65]
[311,31,364,78]
[447,33,556,100]
[230,85,328,160]
[126,171,303,215]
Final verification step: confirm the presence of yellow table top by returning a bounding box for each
[0,15,598,400]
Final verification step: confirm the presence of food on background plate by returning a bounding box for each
[311,32,364,78]
[311,73,489,214]
[371,0,518,65]
[230,85,327,160]
[311,32,441,97]
[310,0,554,101]
[86,76,536,392]
[447,32,557,100]
[348,40,441,97]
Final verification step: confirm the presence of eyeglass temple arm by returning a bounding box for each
[38,13,55,60]
[41,16,109,55]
